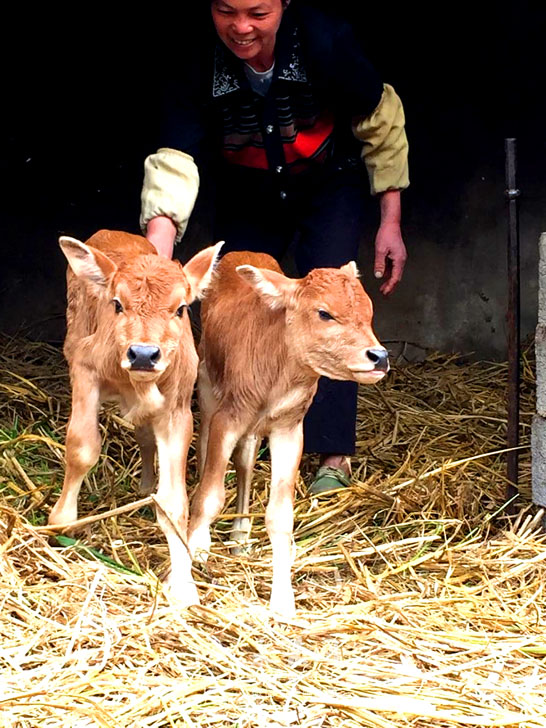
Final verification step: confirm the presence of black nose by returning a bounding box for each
[366,347,389,372]
[127,345,161,370]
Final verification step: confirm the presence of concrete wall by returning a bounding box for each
[532,234,546,508]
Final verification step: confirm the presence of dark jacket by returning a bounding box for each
[140,3,409,240]
[160,3,384,174]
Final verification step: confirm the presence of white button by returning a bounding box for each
[275,165,283,173]
[266,124,274,134]
[280,190,287,200]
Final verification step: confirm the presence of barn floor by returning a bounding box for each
[0,334,545,728]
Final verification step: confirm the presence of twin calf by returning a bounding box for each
[49,230,388,618]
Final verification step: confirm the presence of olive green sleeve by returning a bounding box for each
[139,147,200,243]
[352,84,409,196]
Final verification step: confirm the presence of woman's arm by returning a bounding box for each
[146,215,178,259]
[374,189,407,296]
[140,147,200,257]
[352,84,409,295]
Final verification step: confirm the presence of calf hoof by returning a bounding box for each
[229,530,253,556]
[137,477,156,496]
[188,526,211,563]
[230,542,252,557]
[162,573,200,608]
[48,503,78,528]
[269,588,296,622]
[230,517,252,556]
[192,548,210,564]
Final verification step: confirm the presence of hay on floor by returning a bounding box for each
[0,334,544,728]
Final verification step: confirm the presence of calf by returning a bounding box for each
[188,251,389,618]
[49,229,222,606]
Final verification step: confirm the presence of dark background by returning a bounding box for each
[2,1,545,354]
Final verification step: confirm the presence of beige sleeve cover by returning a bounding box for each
[352,84,409,196]
[139,147,200,243]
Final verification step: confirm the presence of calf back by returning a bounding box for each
[200,252,290,410]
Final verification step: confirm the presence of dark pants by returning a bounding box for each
[213,162,368,455]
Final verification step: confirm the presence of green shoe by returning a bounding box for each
[309,465,351,496]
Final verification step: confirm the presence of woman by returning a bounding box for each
[140,0,409,494]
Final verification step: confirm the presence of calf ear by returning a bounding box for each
[236,265,298,310]
[183,241,224,302]
[340,260,360,278]
[59,236,117,286]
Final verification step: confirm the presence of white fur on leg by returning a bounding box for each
[155,477,199,607]
[266,425,302,620]
[188,489,226,561]
[48,495,79,526]
[161,536,200,608]
[155,515,200,606]
[189,418,245,564]
[269,537,296,619]
[153,411,197,607]
[188,524,212,562]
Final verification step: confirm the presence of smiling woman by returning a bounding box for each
[211,0,287,71]
[141,0,409,494]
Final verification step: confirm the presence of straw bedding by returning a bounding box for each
[0,333,544,728]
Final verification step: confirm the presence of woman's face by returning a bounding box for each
[211,0,285,70]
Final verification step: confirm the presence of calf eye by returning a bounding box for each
[112,297,123,314]
[176,304,187,318]
[318,309,335,321]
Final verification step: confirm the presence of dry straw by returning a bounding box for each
[0,334,544,728]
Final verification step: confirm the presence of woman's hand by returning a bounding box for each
[374,189,407,296]
[374,221,407,295]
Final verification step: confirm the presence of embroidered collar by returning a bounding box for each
[212,45,241,98]
[211,8,308,99]
[275,22,308,83]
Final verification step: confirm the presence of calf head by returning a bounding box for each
[236,261,389,384]
[60,236,222,382]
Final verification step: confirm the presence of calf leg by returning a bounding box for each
[231,434,260,554]
[188,410,244,561]
[49,371,101,526]
[266,423,303,619]
[196,361,218,477]
[134,424,156,495]
[153,407,199,607]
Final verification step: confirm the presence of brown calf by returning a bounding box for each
[188,251,389,618]
[49,229,222,606]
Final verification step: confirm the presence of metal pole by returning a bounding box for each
[505,138,520,504]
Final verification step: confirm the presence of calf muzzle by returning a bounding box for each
[127,345,162,371]
[366,347,390,373]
